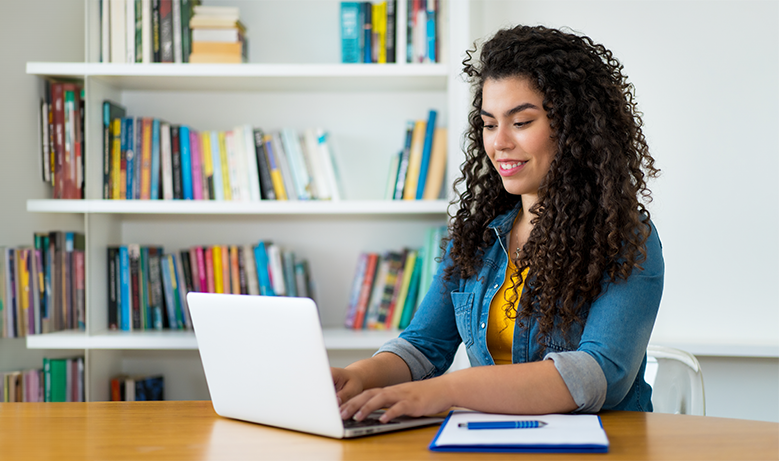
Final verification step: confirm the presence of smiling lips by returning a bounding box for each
[498,160,527,176]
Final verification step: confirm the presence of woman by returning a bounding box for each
[334,25,663,423]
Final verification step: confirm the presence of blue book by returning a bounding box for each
[253,242,275,296]
[179,125,193,200]
[362,2,372,63]
[150,119,160,200]
[122,117,135,200]
[119,245,131,331]
[426,2,436,62]
[210,131,224,201]
[415,110,437,199]
[340,2,361,63]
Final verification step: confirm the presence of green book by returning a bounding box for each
[49,358,67,402]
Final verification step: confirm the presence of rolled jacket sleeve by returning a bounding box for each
[545,351,607,413]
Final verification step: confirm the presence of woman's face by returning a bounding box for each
[481,76,556,198]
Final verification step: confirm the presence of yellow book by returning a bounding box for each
[373,1,387,63]
[403,120,427,200]
[19,249,30,336]
[112,119,122,199]
[218,131,232,200]
[212,245,224,293]
[262,134,288,200]
[390,250,417,329]
[422,128,448,200]
[201,131,213,200]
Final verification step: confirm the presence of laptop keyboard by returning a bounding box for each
[343,415,401,428]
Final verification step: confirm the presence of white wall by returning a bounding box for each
[473,0,779,422]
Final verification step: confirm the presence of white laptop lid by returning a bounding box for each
[188,292,443,439]
[188,293,346,438]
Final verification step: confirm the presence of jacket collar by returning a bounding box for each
[487,201,523,237]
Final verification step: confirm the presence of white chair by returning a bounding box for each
[645,345,706,416]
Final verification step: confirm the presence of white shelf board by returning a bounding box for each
[26,62,449,92]
[26,199,450,216]
[26,328,399,351]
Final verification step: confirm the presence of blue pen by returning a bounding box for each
[458,420,547,430]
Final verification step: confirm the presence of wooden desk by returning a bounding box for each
[1,401,777,460]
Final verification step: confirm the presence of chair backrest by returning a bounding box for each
[645,345,706,416]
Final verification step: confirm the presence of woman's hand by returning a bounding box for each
[331,367,365,405]
[338,376,454,423]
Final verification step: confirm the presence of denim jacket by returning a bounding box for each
[377,202,664,412]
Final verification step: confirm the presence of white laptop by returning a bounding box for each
[187,292,444,438]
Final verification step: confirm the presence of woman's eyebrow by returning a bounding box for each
[480,103,539,119]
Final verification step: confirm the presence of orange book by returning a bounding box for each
[204,247,215,293]
[230,245,240,295]
[140,118,153,199]
[221,246,231,294]
[422,128,448,200]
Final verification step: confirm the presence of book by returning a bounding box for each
[252,129,275,200]
[160,122,173,199]
[266,243,286,296]
[103,100,127,199]
[190,128,203,200]
[398,245,423,329]
[159,253,180,329]
[384,150,401,200]
[172,0,183,62]
[429,411,609,453]
[341,2,361,63]
[253,242,274,296]
[179,125,193,199]
[393,121,414,200]
[110,0,126,63]
[351,252,379,329]
[204,247,215,293]
[374,250,405,328]
[402,119,426,200]
[271,132,296,201]
[280,128,312,201]
[139,117,153,199]
[147,247,164,330]
[313,129,343,201]
[294,259,313,300]
[242,244,259,296]
[344,252,368,329]
[210,131,224,200]
[141,0,152,63]
[170,125,183,199]
[128,244,141,330]
[389,248,416,329]
[415,109,437,199]
[262,133,287,200]
[159,0,173,62]
[421,127,447,200]
[122,117,135,200]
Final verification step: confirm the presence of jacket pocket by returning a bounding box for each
[451,292,475,347]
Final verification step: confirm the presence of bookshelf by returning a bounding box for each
[22,0,471,401]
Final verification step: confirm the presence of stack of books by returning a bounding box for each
[340,1,441,64]
[100,0,200,63]
[385,109,447,200]
[1,232,86,339]
[344,225,446,330]
[107,241,314,332]
[101,100,343,201]
[110,374,164,401]
[189,5,247,63]
[1,368,43,402]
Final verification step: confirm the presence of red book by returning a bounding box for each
[188,247,200,292]
[352,253,379,330]
[195,246,207,293]
[190,129,203,200]
[204,247,215,293]
[50,81,65,199]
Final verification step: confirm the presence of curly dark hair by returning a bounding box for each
[445,25,660,342]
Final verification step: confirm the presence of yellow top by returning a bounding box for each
[486,257,528,365]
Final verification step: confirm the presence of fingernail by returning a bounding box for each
[354,411,363,420]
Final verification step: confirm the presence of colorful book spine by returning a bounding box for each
[179,125,193,200]
[415,109,437,199]
[210,131,224,200]
[119,245,131,331]
[190,129,203,200]
[150,118,161,200]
